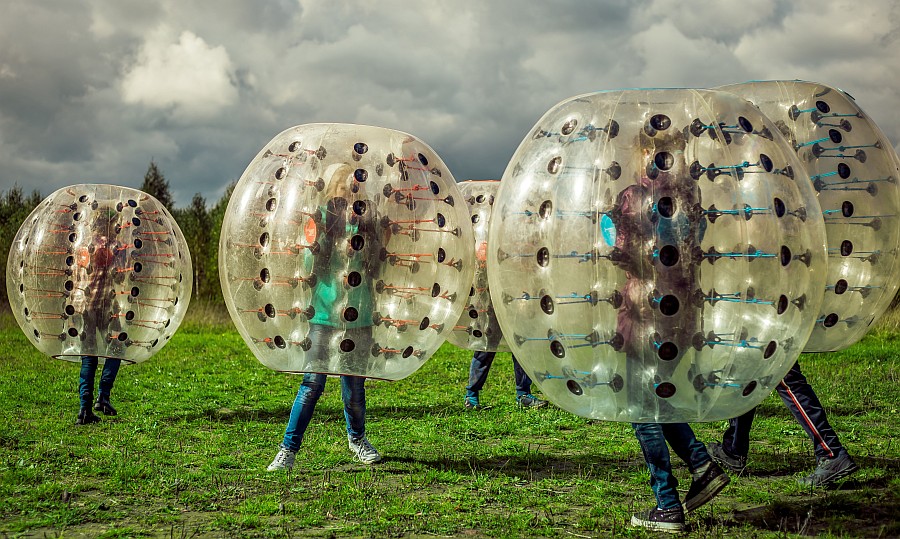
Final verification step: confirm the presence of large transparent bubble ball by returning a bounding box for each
[446,180,509,352]
[220,124,475,380]
[719,80,900,352]
[488,89,827,422]
[6,184,192,364]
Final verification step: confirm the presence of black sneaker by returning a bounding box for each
[630,506,685,533]
[798,451,859,487]
[708,441,747,473]
[75,407,101,425]
[684,461,730,512]
[94,396,117,416]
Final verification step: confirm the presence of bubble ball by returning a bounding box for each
[219,123,475,380]
[445,180,509,352]
[6,184,192,364]
[488,89,827,422]
[719,80,900,352]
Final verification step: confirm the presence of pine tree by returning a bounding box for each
[140,161,174,211]
[0,185,42,306]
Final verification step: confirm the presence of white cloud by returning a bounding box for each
[120,28,238,119]
[1,1,899,207]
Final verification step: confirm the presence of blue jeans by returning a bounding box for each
[79,356,121,408]
[632,422,711,510]
[281,373,366,451]
[466,351,532,398]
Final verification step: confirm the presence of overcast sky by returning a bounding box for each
[1,0,899,208]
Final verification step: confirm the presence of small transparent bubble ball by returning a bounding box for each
[220,124,474,380]
[6,184,192,364]
[445,180,509,352]
[488,89,827,422]
[719,80,900,352]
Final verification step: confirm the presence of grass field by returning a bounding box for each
[1,303,899,538]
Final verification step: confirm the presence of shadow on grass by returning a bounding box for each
[717,488,900,537]
[380,452,643,482]
[169,403,515,423]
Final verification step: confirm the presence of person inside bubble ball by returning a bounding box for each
[615,133,728,532]
[74,207,124,425]
[464,240,547,410]
[268,164,387,471]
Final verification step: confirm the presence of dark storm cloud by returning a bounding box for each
[0,0,898,208]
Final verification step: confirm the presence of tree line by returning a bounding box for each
[0,162,234,307]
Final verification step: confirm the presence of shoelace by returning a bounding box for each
[355,439,377,456]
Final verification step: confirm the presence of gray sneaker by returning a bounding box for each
[267,447,297,471]
[348,436,382,464]
[516,394,548,409]
[798,451,859,487]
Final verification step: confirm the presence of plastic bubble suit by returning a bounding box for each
[220,124,475,380]
[6,184,192,364]
[446,180,509,352]
[488,89,827,422]
[719,80,900,352]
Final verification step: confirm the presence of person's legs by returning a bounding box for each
[466,351,495,396]
[281,373,327,451]
[632,422,680,510]
[662,423,730,512]
[76,356,101,425]
[97,359,121,400]
[465,351,495,408]
[776,361,843,460]
[512,355,531,397]
[341,376,366,440]
[631,422,685,531]
[94,358,122,415]
[342,375,381,463]
[661,423,710,471]
[708,407,753,473]
[512,354,547,408]
[776,361,858,486]
[722,407,755,458]
[79,356,98,409]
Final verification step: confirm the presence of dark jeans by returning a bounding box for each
[465,351,532,398]
[281,373,366,452]
[632,422,711,510]
[79,356,121,408]
[722,360,844,461]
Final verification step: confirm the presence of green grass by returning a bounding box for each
[1,304,899,538]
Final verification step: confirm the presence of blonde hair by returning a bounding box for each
[322,163,354,201]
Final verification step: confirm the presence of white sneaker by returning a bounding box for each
[348,436,382,464]
[267,447,297,471]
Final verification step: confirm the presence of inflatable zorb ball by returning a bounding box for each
[720,81,900,352]
[488,89,827,422]
[446,180,509,352]
[220,124,474,380]
[6,185,192,363]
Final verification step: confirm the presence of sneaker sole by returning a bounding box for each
[630,515,684,533]
[684,474,730,512]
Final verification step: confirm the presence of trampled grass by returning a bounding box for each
[1,304,898,538]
